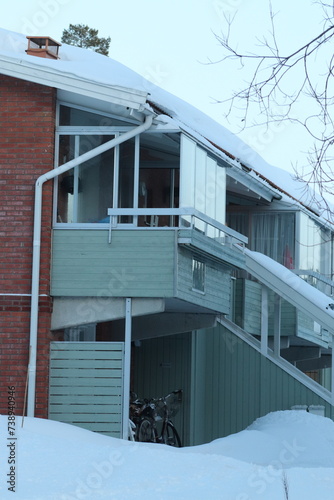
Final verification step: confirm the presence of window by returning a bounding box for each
[55,107,181,227]
[227,211,295,268]
[192,258,205,292]
[251,212,295,268]
[64,323,96,341]
[180,135,226,230]
[138,133,180,227]
[332,234,334,281]
[59,105,130,127]
[57,135,114,223]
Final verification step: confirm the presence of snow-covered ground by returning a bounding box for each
[1,410,334,499]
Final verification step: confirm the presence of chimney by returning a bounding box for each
[26,36,61,60]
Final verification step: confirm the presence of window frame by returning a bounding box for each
[54,102,181,228]
[192,257,206,294]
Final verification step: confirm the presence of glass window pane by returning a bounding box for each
[180,135,196,221]
[332,235,334,281]
[57,135,76,222]
[118,138,135,223]
[59,105,130,127]
[192,258,205,292]
[251,212,295,268]
[77,147,114,223]
[194,148,206,231]
[57,135,114,223]
[138,133,180,227]
[227,213,249,238]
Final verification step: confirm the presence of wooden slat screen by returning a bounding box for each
[49,342,124,437]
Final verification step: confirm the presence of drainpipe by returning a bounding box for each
[27,114,154,417]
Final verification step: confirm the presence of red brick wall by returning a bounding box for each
[0,75,56,418]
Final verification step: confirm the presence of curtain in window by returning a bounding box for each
[227,213,249,238]
[251,213,295,268]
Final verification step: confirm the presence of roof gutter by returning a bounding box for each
[27,113,154,417]
[0,54,147,110]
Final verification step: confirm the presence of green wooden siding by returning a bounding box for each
[177,247,231,314]
[237,278,326,341]
[235,278,262,333]
[51,229,175,297]
[178,228,246,269]
[236,278,298,336]
[52,228,235,314]
[49,342,124,437]
[244,279,262,334]
[296,311,330,347]
[191,324,333,444]
[234,277,244,328]
[132,332,192,447]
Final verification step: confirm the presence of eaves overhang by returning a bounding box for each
[0,53,148,111]
[227,165,281,203]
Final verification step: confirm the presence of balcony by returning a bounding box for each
[51,208,247,316]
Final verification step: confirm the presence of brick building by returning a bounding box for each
[0,76,55,416]
[1,29,334,445]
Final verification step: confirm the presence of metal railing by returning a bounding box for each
[293,269,334,298]
[107,207,248,247]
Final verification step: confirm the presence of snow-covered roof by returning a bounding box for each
[0,28,332,223]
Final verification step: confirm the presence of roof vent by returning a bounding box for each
[26,36,61,60]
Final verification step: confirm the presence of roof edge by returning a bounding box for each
[0,53,148,110]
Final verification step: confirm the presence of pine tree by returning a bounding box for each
[61,24,111,56]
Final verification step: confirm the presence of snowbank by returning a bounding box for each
[0,410,334,499]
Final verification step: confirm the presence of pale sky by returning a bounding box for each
[0,0,326,176]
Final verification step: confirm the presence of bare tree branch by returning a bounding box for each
[211,1,334,212]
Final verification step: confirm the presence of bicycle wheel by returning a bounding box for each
[163,422,182,447]
[136,418,157,443]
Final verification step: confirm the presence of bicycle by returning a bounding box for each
[130,390,182,447]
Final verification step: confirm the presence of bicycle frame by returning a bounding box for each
[130,390,182,447]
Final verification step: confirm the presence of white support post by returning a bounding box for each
[331,337,334,406]
[122,298,132,440]
[261,286,269,355]
[273,294,281,357]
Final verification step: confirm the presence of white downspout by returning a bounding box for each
[27,114,154,417]
[122,298,132,439]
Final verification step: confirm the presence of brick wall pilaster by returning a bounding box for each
[0,75,56,418]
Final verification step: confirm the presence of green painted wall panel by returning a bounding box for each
[50,377,122,388]
[178,229,246,269]
[51,229,175,297]
[49,341,124,437]
[236,279,298,337]
[52,228,235,314]
[192,324,333,444]
[50,350,123,360]
[49,386,121,395]
[51,413,121,423]
[49,341,124,352]
[50,359,122,369]
[49,403,122,414]
[132,332,192,446]
[49,368,122,378]
[177,247,231,314]
[244,280,262,334]
[268,292,296,336]
[49,395,120,405]
[234,278,244,328]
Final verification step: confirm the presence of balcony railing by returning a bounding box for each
[294,269,334,298]
[107,207,248,247]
